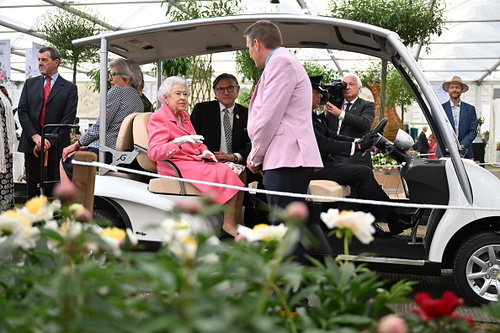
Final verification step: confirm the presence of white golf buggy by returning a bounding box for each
[73,14,500,305]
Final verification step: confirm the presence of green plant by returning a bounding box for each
[303,61,341,83]
[0,182,419,332]
[329,0,445,119]
[38,8,102,83]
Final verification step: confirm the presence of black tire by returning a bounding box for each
[453,231,500,305]
[93,208,125,229]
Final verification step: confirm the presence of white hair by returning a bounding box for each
[157,76,191,105]
[343,73,362,88]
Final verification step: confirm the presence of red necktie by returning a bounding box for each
[39,76,51,127]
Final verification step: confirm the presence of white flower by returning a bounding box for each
[160,217,192,244]
[0,209,37,250]
[169,235,198,260]
[100,227,136,257]
[236,223,288,242]
[200,236,220,263]
[19,196,56,223]
[320,209,375,244]
[126,228,138,247]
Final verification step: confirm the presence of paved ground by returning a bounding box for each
[381,166,500,325]
[380,270,500,325]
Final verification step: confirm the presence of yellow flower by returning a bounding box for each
[20,196,56,223]
[237,223,288,242]
[100,227,126,240]
[320,208,375,244]
[0,210,37,250]
[99,227,137,257]
[24,196,48,214]
[1,210,31,230]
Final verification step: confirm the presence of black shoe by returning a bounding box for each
[388,214,415,235]
[372,223,392,237]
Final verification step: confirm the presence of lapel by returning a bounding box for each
[232,104,244,144]
[165,105,192,136]
[210,102,222,147]
[36,75,44,101]
[313,112,328,135]
[47,76,63,104]
[340,99,359,132]
[443,102,455,128]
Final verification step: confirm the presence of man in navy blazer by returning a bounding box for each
[18,46,78,199]
[325,74,375,168]
[441,76,477,159]
[191,73,250,164]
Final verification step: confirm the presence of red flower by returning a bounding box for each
[412,291,464,320]
[450,314,475,327]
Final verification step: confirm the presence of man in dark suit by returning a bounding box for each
[325,74,375,168]
[417,125,429,155]
[441,76,477,159]
[191,73,249,164]
[191,73,265,227]
[310,76,411,235]
[18,46,78,199]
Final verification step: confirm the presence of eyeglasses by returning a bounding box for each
[109,72,126,78]
[215,85,237,93]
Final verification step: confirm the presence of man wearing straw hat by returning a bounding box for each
[441,76,477,159]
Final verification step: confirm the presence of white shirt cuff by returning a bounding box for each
[339,110,346,120]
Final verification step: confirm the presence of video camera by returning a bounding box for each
[318,80,347,108]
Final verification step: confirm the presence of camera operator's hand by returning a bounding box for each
[325,102,342,117]
[355,132,379,153]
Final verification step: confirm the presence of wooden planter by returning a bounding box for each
[373,168,405,199]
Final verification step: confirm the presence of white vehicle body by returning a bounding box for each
[74,14,500,304]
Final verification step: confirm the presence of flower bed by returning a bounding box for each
[0,181,493,332]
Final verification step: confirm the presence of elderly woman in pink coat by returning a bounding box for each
[147,76,245,237]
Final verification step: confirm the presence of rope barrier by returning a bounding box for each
[72,160,500,213]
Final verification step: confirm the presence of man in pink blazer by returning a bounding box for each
[244,20,323,213]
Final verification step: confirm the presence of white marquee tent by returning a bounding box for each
[1,0,500,161]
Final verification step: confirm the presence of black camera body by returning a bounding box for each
[319,80,347,108]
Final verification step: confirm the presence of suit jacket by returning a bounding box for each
[442,101,477,158]
[17,74,78,160]
[417,131,429,154]
[312,112,353,161]
[190,100,250,162]
[247,47,322,171]
[326,97,375,167]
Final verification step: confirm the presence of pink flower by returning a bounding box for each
[73,207,92,222]
[412,291,464,320]
[53,180,78,204]
[284,201,309,222]
[174,200,203,214]
[377,315,408,333]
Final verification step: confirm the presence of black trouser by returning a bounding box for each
[263,166,314,217]
[263,166,314,265]
[25,152,60,199]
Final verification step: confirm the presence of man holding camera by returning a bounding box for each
[310,75,411,235]
[325,74,375,168]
